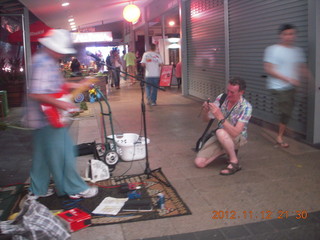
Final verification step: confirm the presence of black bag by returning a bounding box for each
[194,93,227,152]
[76,141,100,159]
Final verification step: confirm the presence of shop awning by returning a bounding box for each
[8,21,52,43]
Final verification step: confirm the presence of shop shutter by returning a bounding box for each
[228,0,308,134]
[186,0,226,100]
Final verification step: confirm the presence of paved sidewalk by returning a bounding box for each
[1,83,320,239]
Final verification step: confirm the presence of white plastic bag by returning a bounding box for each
[85,159,110,183]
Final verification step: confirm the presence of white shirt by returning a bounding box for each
[141,51,163,77]
[264,44,306,90]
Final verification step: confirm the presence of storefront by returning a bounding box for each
[179,0,320,144]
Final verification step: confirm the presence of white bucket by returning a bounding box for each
[107,133,150,161]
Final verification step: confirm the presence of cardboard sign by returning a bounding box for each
[159,65,173,87]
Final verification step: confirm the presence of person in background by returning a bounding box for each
[106,50,114,87]
[121,50,127,80]
[111,48,122,89]
[70,57,81,76]
[124,47,137,85]
[135,50,143,77]
[26,29,98,199]
[263,24,311,148]
[194,77,252,175]
[175,61,182,88]
[140,43,163,106]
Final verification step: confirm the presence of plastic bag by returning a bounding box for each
[0,198,70,240]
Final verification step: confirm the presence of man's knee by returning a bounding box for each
[194,157,207,168]
[215,128,229,139]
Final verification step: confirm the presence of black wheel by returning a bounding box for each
[104,151,119,166]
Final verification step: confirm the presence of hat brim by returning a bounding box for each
[39,37,76,55]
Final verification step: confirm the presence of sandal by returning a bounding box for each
[220,162,241,176]
[275,141,289,148]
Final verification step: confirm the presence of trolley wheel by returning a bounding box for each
[95,143,106,158]
[104,151,119,166]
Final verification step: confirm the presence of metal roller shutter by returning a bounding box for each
[228,0,308,135]
[186,0,226,100]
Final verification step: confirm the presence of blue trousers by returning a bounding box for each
[30,126,88,196]
[145,77,160,103]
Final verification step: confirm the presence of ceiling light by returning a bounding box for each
[168,21,175,26]
[70,22,76,26]
[123,4,141,23]
[68,18,74,22]
[62,2,70,7]
[168,43,180,49]
[168,38,180,43]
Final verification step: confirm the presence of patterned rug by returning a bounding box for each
[19,168,191,226]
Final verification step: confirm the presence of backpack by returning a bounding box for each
[106,55,112,69]
[194,93,227,152]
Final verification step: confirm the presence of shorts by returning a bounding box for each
[271,88,296,125]
[196,134,247,159]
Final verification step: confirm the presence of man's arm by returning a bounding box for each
[264,62,299,86]
[201,102,211,122]
[29,93,76,111]
[208,102,247,138]
[218,120,245,138]
[299,63,313,81]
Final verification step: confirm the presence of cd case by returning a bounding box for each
[122,199,153,212]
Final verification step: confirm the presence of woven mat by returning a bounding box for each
[26,168,191,226]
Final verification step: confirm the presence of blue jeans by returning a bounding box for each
[145,77,160,103]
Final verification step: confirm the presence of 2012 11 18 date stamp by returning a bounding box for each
[212,210,308,220]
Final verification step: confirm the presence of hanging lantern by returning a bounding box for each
[123,4,141,23]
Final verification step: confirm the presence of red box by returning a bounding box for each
[57,208,91,232]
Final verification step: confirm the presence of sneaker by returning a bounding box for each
[151,102,157,106]
[69,186,98,199]
[147,99,152,105]
[28,187,55,200]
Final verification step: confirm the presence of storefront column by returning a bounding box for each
[144,23,149,51]
[180,0,188,96]
[161,15,166,64]
[23,8,32,91]
[307,0,320,145]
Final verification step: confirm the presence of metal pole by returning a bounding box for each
[161,15,166,64]
[22,8,32,91]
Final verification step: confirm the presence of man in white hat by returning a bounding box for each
[27,29,98,199]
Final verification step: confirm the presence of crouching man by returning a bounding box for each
[194,77,252,175]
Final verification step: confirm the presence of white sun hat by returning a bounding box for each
[38,29,76,54]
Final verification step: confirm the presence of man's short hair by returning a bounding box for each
[229,77,246,92]
[278,24,296,34]
[150,43,156,51]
